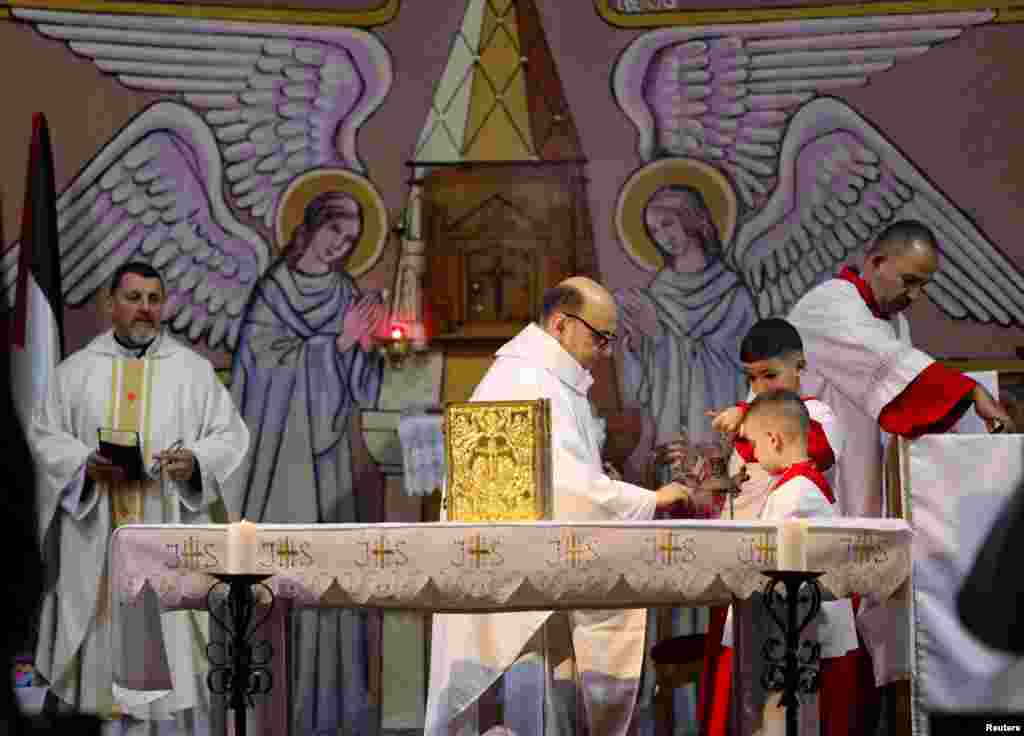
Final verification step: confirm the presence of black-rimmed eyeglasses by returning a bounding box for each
[562,313,618,351]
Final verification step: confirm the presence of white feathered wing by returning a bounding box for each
[3,101,270,350]
[729,96,1024,326]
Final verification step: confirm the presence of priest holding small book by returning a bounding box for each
[28,262,249,732]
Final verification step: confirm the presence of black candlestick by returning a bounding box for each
[713,485,742,520]
[760,570,824,736]
[205,573,276,736]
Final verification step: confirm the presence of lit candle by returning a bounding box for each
[777,518,809,571]
[226,519,258,574]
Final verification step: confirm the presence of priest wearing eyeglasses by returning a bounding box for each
[425,276,701,736]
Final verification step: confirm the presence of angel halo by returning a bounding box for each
[615,157,738,273]
[274,167,389,278]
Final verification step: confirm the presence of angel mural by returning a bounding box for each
[616,160,757,451]
[612,11,1024,732]
[613,9,1024,462]
[228,177,388,735]
[1,11,393,735]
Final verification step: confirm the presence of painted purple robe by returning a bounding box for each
[226,260,383,735]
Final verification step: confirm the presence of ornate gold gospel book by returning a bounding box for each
[444,399,552,522]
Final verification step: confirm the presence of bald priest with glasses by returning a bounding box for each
[426,277,705,736]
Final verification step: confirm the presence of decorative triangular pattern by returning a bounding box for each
[465,4,534,160]
[515,0,583,160]
[413,0,583,163]
[413,0,485,163]
[449,194,544,236]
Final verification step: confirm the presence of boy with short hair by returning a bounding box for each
[741,389,835,517]
[709,317,843,518]
[699,329,872,736]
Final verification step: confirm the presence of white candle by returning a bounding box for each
[226,520,258,574]
[777,518,809,571]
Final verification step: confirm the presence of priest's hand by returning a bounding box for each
[85,452,126,484]
[973,383,1016,434]
[707,405,745,436]
[154,447,197,482]
[654,481,693,510]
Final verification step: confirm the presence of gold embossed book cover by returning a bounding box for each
[444,399,552,521]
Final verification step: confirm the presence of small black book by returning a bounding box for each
[97,428,145,482]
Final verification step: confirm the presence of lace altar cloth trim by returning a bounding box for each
[110,519,911,612]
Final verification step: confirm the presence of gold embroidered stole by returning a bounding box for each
[105,357,157,528]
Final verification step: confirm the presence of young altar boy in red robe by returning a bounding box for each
[708,318,842,517]
[699,321,874,736]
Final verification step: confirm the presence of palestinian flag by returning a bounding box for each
[10,112,64,428]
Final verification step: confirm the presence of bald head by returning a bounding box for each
[867,220,938,260]
[863,220,939,317]
[745,390,810,441]
[541,276,619,371]
[562,276,616,314]
[542,277,615,323]
[742,389,811,472]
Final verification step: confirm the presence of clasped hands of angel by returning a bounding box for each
[337,291,388,353]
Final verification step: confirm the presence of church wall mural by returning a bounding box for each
[610,8,1024,464]
[2,0,1024,733]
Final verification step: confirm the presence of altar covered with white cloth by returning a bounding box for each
[107,519,913,735]
[894,434,1024,735]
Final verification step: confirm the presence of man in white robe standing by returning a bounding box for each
[29,261,250,732]
[787,219,1012,517]
[786,220,1014,713]
[425,277,699,736]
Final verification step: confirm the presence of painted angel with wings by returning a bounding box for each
[610,10,1024,453]
[2,10,393,734]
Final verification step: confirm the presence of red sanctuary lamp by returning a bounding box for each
[377,322,411,368]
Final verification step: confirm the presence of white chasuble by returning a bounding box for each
[425,324,655,736]
[30,330,248,725]
[788,277,933,687]
[787,278,929,519]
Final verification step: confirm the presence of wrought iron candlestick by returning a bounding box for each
[205,573,276,736]
[760,570,824,736]
[713,485,742,520]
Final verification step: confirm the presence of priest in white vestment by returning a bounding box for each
[425,277,699,736]
[29,262,249,731]
[786,221,1013,688]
